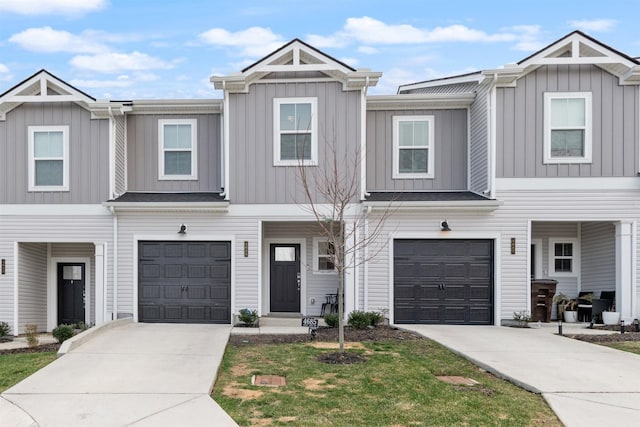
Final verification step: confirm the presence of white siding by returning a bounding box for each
[115,212,260,319]
[17,243,47,333]
[581,222,616,293]
[114,115,127,196]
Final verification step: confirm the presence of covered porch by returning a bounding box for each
[13,241,107,334]
[530,221,635,322]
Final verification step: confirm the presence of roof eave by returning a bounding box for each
[103,201,229,212]
[367,93,476,110]
[363,200,502,211]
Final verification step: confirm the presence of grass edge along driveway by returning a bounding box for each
[212,337,561,426]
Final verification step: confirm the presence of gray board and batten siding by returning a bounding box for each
[0,102,110,204]
[497,64,639,178]
[366,109,468,192]
[126,113,221,192]
[228,81,361,204]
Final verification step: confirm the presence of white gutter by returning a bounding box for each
[112,209,118,320]
[363,205,371,311]
[222,83,230,200]
[487,73,498,199]
[360,79,368,200]
[108,106,115,199]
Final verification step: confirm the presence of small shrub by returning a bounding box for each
[53,324,75,343]
[512,310,532,327]
[324,313,339,328]
[0,321,11,337]
[74,321,90,331]
[367,311,384,327]
[348,311,370,329]
[237,308,259,326]
[25,324,39,347]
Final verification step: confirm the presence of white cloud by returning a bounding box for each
[0,64,9,73]
[9,27,107,53]
[341,17,515,44]
[198,26,284,57]
[506,25,545,52]
[0,0,106,15]
[70,78,133,88]
[339,57,358,67]
[568,19,616,32]
[70,52,174,73]
[305,34,348,48]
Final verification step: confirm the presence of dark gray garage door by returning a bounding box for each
[138,241,231,323]
[394,239,493,325]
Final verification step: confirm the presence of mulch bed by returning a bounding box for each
[567,330,640,344]
[0,343,61,355]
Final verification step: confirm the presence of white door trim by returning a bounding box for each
[48,257,92,332]
[263,238,307,316]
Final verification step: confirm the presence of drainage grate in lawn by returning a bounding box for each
[436,376,479,386]
[252,375,287,387]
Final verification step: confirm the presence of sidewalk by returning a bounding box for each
[403,323,640,427]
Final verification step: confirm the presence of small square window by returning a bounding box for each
[393,116,434,179]
[313,238,336,273]
[28,126,69,191]
[544,93,592,164]
[158,119,197,180]
[549,239,579,276]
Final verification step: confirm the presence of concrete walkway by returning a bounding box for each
[1,321,237,427]
[403,324,640,427]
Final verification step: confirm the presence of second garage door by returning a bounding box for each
[138,241,231,323]
[394,239,494,325]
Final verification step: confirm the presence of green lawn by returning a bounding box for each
[212,338,560,426]
[600,341,640,355]
[0,352,57,393]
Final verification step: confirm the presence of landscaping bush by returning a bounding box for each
[324,313,339,328]
[237,308,259,326]
[367,311,384,326]
[0,321,11,337]
[25,324,38,347]
[52,324,75,343]
[348,311,371,329]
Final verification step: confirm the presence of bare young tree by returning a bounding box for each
[297,131,394,353]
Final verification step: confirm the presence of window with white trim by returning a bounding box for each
[28,126,69,191]
[393,115,434,178]
[274,97,317,166]
[313,237,336,273]
[158,119,197,180]
[544,92,592,164]
[549,239,579,276]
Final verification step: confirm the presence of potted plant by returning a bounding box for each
[512,310,532,328]
[553,293,578,322]
[602,302,620,325]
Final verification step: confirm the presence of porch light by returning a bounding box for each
[178,224,187,234]
[440,220,451,232]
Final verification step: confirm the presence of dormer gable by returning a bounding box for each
[211,38,381,93]
[0,69,128,120]
[482,31,640,87]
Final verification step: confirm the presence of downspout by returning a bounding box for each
[485,73,498,199]
[363,205,371,311]
[220,80,230,200]
[110,206,118,320]
[361,76,370,200]
[108,106,115,199]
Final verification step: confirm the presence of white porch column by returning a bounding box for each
[615,222,634,322]
[344,222,356,317]
[94,243,105,325]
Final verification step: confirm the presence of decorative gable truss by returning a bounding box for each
[210,39,382,92]
[480,31,640,87]
[0,69,130,120]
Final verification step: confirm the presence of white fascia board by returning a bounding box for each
[496,177,640,191]
[128,99,222,114]
[367,93,475,110]
[0,204,112,216]
[228,203,362,218]
[102,202,229,212]
[363,200,502,211]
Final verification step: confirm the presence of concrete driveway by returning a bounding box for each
[403,325,640,427]
[1,321,237,427]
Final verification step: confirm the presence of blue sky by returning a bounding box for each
[0,0,638,99]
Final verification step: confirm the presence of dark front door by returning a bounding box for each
[270,244,301,312]
[394,239,494,325]
[138,241,231,324]
[58,263,85,325]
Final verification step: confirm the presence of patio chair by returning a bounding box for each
[589,291,615,324]
[577,292,594,322]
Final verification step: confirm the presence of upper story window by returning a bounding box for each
[548,238,579,277]
[28,126,69,191]
[274,97,317,166]
[313,237,336,273]
[544,92,592,164]
[158,119,197,180]
[393,115,434,179]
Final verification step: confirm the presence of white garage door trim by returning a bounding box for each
[388,232,501,326]
[133,234,236,323]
